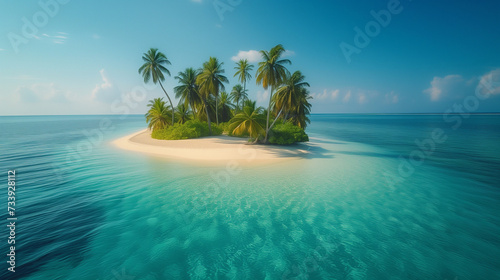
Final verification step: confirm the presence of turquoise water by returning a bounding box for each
[0,114,499,279]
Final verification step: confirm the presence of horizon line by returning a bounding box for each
[1,112,500,117]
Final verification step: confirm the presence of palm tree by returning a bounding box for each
[218,91,234,122]
[234,59,254,94]
[289,88,312,129]
[256,44,291,142]
[196,57,229,126]
[201,95,213,135]
[228,100,266,140]
[230,84,248,111]
[138,48,175,125]
[175,103,192,124]
[174,68,202,118]
[274,71,310,122]
[242,99,256,110]
[191,92,216,134]
[193,101,214,122]
[145,98,172,131]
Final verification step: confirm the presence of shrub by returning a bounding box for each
[151,120,222,140]
[211,122,225,136]
[268,122,309,145]
[215,122,231,135]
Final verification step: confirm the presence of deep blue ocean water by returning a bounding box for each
[0,114,499,279]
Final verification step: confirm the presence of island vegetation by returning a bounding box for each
[138,44,311,145]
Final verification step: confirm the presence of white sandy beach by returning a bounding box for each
[112,129,314,164]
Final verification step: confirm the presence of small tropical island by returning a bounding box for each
[115,44,313,162]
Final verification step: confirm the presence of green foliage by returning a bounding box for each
[174,67,202,115]
[256,44,291,90]
[228,101,266,139]
[218,92,234,122]
[152,120,222,140]
[214,122,230,135]
[138,48,171,84]
[145,98,172,131]
[196,57,229,126]
[211,122,224,135]
[234,59,254,87]
[255,44,292,142]
[143,44,313,141]
[268,122,309,145]
[175,103,192,124]
[274,71,311,129]
[230,84,248,111]
[139,48,175,124]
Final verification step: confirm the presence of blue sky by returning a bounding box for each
[1,0,499,115]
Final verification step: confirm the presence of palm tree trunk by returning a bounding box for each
[243,82,246,111]
[215,94,219,125]
[269,107,284,131]
[203,98,212,135]
[190,102,197,119]
[264,85,273,143]
[159,81,175,125]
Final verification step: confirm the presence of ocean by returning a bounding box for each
[0,114,499,279]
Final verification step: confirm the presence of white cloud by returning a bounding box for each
[311,89,340,101]
[91,69,120,102]
[13,83,74,103]
[425,69,500,102]
[231,50,261,63]
[283,50,296,57]
[477,68,500,96]
[0,70,154,115]
[311,89,328,100]
[385,91,399,104]
[42,32,68,44]
[424,75,468,101]
[331,89,339,100]
[343,91,351,103]
[92,34,100,40]
[311,88,380,108]
[257,90,269,104]
[231,49,295,63]
[358,93,367,104]
[0,48,5,51]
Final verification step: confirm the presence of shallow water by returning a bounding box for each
[0,114,499,279]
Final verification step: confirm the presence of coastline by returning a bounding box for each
[112,129,314,165]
